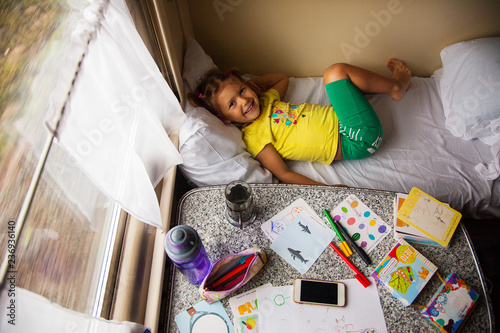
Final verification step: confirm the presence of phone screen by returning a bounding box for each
[300,280,339,305]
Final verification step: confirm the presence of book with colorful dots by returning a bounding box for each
[371,239,438,307]
[329,194,391,254]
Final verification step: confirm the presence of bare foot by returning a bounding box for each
[387,58,411,101]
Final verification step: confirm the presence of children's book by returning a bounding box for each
[393,193,445,247]
[396,188,462,247]
[421,273,480,333]
[371,239,438,306]
[329,194,391,254]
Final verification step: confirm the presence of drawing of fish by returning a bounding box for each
[288,248,309,263]
[297,221,311,234]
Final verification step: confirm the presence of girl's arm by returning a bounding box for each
[255,144,325,185]
[248,74,289,100]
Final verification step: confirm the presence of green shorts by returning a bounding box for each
[325,79,383,160]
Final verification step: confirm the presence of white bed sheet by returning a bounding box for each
[285,76,500,218]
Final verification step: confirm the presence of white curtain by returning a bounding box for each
[46,0,185,229]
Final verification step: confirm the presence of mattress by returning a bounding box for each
[286,76,500,218]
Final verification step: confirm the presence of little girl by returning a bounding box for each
[188,60,411,185]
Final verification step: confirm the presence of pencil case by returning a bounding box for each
[199,248,267,303]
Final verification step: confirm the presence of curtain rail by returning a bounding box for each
[0,135,54,286]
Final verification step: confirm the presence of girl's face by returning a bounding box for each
[216,79,260,125]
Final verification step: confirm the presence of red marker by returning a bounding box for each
[210,254,255,289]
[329,242,371,288]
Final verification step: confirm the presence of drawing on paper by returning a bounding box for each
[307,315,380,333]
[237,301,257,315]
[262,287,292,309]
[271,217,288,236]
[263,198,322,241]
[270,204,307,236]
[298,220,311,234]
[288,247,309,264]
[332,316,379,333]
[238,314,258,332]
[271,213,333,274]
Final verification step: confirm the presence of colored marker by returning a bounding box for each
[329,242,371,288]
[333,218,372,266]
[206,254,252,285]
[323,210,353,257]
[210,255,254,288]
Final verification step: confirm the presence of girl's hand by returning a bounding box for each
[246,80,262,96]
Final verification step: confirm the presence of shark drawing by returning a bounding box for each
[288,248,309,263]
[297,220,311,234]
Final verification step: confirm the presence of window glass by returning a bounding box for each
[1,0,117,315]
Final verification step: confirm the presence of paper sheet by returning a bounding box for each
[228,283,272,333]
[330,195,391,254]
[270,214,334,274]
[175,300,234,333]
[261,198,325,242]
[256,279,387,333]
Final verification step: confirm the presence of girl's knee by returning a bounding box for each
[323,63,350,84]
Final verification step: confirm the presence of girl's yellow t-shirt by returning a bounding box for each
[241,89,339,164]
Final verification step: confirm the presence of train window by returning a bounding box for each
[0,0,120,315]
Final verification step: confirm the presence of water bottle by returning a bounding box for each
[165,225,211,285]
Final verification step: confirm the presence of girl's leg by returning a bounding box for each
[323,59,411,101]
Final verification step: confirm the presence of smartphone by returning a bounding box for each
[292,278,346,307]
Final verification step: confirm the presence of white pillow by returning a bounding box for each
[178,38,275,186]
[439,37,500,142]
[182,37,217,91]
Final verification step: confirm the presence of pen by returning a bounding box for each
[333,219,372,266]
[206,254,252,285]
[210,255,254,288]
[323,210,353,257]
[215,270,246,291]
[329,242,371,288]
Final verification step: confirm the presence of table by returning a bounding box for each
[165,184,494,332]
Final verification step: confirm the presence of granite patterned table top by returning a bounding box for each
[165,184,494,333]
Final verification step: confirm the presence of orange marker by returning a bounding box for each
[323,210,353,257]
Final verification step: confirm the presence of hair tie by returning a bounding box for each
[198,93,203,99]
[226,70,231,73]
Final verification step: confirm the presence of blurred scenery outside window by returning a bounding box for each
[1,0,118,315]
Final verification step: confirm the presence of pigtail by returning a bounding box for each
[187,88,208,109]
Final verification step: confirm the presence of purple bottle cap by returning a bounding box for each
[164,225,201,263]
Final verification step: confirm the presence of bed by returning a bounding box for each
[178,37,500,219]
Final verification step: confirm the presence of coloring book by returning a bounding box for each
[371,239,437,307]
[396,188,461,247]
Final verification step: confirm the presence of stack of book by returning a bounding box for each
[393,188,462,248]
[371,238,438,306]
